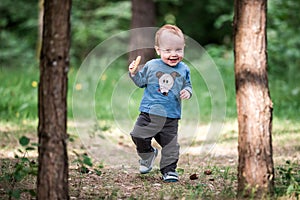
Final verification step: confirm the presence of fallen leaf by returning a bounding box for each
[189,173,198,180]
[204,169,212,175]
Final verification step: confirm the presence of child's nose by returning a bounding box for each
[170,50,177,56]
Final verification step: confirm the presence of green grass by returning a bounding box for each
[0,47,299,123]
[0,66,39,121]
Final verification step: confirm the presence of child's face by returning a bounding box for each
[155,31,185,67]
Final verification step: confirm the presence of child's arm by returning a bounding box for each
[180,68,192,99]
[128,56,148,88]
[129,56,141,76]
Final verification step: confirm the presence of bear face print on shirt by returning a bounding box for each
[156,71,180,96]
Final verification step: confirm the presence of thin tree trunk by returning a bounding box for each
[37,0,71,199]
[233,0,274,198]
[37,0,44,59]
[129,0,156,64]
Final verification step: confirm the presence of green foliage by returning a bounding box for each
[0,136,37,199]
[19,136,30,146]
[72,151,91,174]
[0,66,38,121]
[268,0,300,120]
[1,0,131,68]
[268,0,300,78]
[1,51,300,123]
[71,0,131,66]
[206,45,236,118]
[156,0,233,46]
[0,0,300,122]
[0,0,38,68]
[72,151,103,175]
[71,151,103,197]
[0,64,74,121]
[275,160,300,198]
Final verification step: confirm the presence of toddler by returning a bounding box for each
[129,24,192,182]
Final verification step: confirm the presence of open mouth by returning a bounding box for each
[168,58,178,62]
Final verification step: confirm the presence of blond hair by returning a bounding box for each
[155,24,184,47]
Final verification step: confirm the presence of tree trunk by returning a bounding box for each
[129,0,156,64]
[37,0,71,199]
[233,0,274,198]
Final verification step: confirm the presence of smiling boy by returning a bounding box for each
[129,24,192,182]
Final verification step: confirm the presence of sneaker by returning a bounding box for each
[139,148,158,174]
[162,171,179,182]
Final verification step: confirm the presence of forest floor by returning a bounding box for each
[0,119,299,199]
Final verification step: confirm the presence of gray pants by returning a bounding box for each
[131,112,180,174]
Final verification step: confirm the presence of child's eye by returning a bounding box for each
[176,49,183,53]
[160,48,183,54]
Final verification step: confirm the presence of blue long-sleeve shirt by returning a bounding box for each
[130,59,192,119]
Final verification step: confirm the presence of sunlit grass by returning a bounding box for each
[0,66,38,121]
[0,49,299,124]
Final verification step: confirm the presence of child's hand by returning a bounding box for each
[129,56,141,76]
[180,89,191,99]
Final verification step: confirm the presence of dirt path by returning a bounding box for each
[0,120,299,199]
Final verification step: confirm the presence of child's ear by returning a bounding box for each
[154,46,160,55]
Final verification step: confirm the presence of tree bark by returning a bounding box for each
[233,0,274,198]
[129,0,156,64]
[37,0,71,199]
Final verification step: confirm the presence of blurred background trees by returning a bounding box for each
[1,0,299,70]
[129,0,156,64]
[0,0,234,67]
[0,0,299,121]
